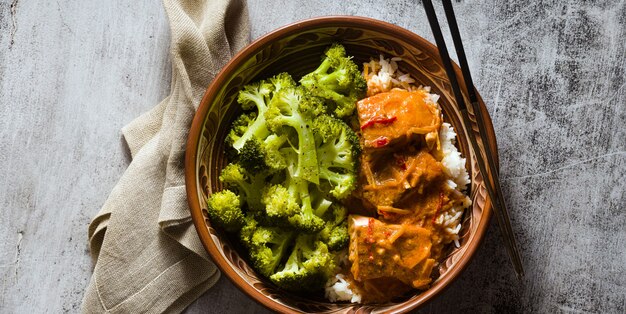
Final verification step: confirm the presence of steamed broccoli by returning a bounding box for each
[228,73,316,178]
[239,214,294,277]
[239,134,289,174]
[227,81,275,152]
[225,112,257,149]
[278,150,327,233]
[206,190,245,232]
[269,72,297,93]
[219,163,269,212]
[300,44,367,118]
[317,204,349,251]
[261,184,299,219]
[239,213,259,247]
[264,84,324,184]
[258,151,332,233]
[312,114,361,199]
[285,176,326,233]
[269,234,336,292]
[210,47,368,293]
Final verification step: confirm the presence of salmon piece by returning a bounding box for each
[356,89,441,150]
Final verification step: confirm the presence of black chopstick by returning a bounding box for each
[440,0,524,279]
[422,0,525,279]
[441,0,477,107]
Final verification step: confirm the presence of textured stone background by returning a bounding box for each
[0,0,624,313]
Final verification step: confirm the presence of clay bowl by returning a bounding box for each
[185,16,497,313]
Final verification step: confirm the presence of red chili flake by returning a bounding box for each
[360,116,397,130]
[373,137,389,147]
[431,192,445,223]
[395,155,407,170]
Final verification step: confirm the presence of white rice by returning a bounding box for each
[437,123,472,244]
[325,273,362,303]
[324,55,472,303]
[440,123,471,191]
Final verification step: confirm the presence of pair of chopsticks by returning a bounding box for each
[422,0,524,279]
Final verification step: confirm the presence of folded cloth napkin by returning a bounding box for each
[81,0,249,312]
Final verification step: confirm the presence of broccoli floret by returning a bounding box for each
[264,86,323,184]
[269,72,297,93]
[228,81,275,152]
[227,73,298,153]
[225,112,256,157]
[239,138,267,174]
[312,114,361,199]
[219,163,269,211]
[300,44,367,118]
[240,213,259,247]
[261,184,299,219]
[238,80,274,111]
[239,134,288,174]
[206,190,245,232]
[263,134,290,170]
[324,221,349,251]
[324,203,348,226]
[285,177,325,233]
[257,152,330,233]
[239,213,294,277]
[317,204,349,251]
[249,227,294,277]
[298,93,327,118]
[269,234,336,292]
[268,151,325,233]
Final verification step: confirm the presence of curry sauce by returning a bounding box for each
[356,89,441,149]
[345,88,467,303]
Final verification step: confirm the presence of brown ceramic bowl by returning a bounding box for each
[185,16,497,313]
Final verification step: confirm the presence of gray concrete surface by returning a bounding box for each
[1,0,624,313]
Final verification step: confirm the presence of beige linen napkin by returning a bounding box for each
[82,0,249,312]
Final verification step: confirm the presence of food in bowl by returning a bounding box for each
[326,55,471,303]
[205,45,471,304]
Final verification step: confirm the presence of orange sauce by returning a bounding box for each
[345,88,464,303]
[356,90,441,149]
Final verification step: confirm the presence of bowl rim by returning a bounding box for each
[185,15,496,313]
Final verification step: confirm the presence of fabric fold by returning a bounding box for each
[82,0,250,313]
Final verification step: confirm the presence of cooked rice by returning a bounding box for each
[325,54,472,303]
[363,54,429,95]
[325,273,362,303]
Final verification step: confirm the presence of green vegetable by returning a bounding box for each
[261,184,299,219]
[300,44,367,118]
[284,176,326,233]
[207,45,365,293]
[219,163,269,212]
[239,134,289,174]
[206,190,245,232]
[312,114,361,199]
[265,85,324,184]
[228,81,274,152]
[239,214,294,277]
[317,204,349,251]
[269,234,336,292]
[275,150,326,233]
